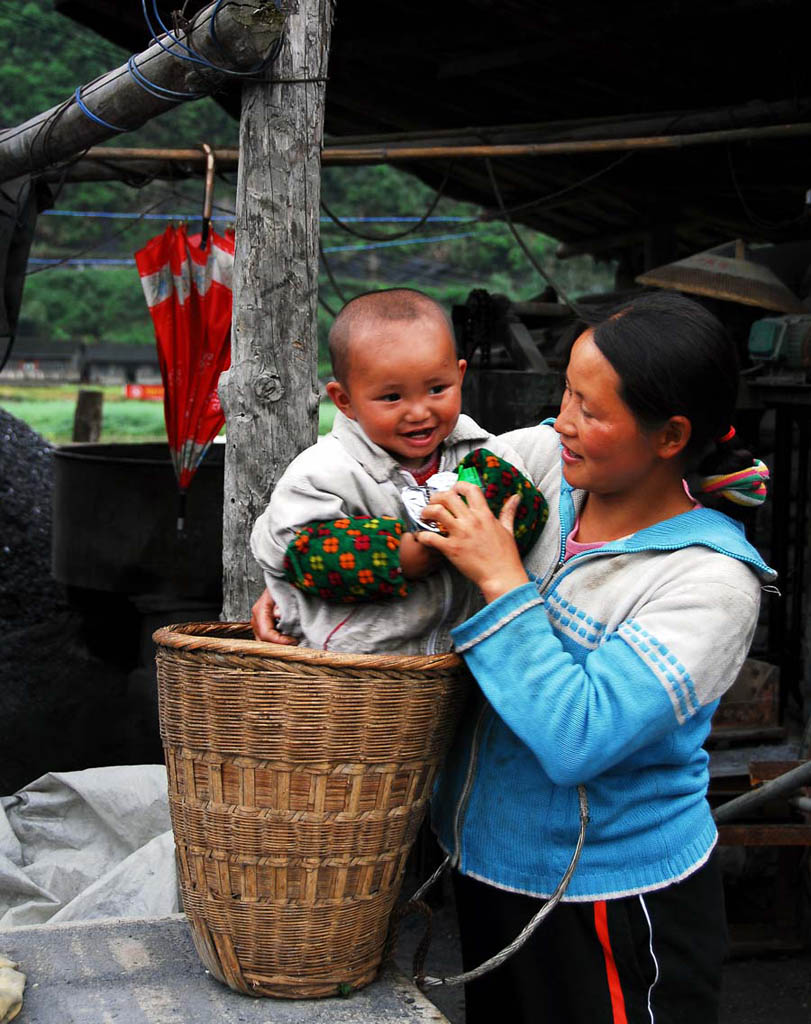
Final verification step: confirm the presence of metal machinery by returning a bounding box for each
[744,314,811,718]
[454,288,574,433]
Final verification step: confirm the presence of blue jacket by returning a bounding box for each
[431,424,776,900]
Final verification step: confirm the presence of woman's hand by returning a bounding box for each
[416,482,529,603]
[250,588,299,645]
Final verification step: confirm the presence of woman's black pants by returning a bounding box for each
[452,851,727,1024]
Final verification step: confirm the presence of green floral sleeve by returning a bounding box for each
[456,448,548,556]
[283,515,410,603]
[282,449,548,602]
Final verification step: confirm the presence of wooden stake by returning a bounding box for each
[218,0,334,621]
[72,389,103,443]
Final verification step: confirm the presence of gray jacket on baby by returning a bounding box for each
[249,411,525,654]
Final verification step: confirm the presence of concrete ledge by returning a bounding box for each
[0,914,449,1024]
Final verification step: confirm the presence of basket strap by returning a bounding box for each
[405,784,590,989]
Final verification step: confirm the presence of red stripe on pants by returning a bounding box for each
[594,900,629,1024]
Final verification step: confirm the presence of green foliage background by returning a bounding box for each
[2,0,614,366]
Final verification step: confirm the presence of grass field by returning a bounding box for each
[0,384,337,444]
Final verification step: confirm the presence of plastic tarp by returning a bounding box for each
[0,766,178,928]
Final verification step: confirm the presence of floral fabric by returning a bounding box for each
[283,448,548,601]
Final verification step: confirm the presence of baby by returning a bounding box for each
[250,288,546,654]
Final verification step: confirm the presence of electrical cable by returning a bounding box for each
[0,1,280,152]
[322,230,477,255]
[29,228,480,269]
[140,0,283,79]
[127,55,206,102]
[74,85,129,133]
[41,209,472,224]
[319,241,348,304]
[727,147,807,231]
[25,196,171,275]
[485,157,581,316]
[320,161,456,241]
[0,335,15,376]
[484,151,635,219]
[317,293,338,317]
[2,7,127,65]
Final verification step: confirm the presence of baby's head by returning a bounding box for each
[325,289,466,469]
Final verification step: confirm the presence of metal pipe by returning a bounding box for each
[199,144,216,250]
[713,759,811,824]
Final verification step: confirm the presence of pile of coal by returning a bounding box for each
[0,410,131,793]
[0,408,67,631]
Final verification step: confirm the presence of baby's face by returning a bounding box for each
[333,317,466,470]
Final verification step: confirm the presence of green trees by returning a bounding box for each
[4,1,613,361]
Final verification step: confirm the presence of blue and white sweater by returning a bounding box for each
[431,423,777,900]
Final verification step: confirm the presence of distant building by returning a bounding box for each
[0,340,81,380]
[0,340,160,384]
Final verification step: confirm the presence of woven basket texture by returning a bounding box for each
[153,621,470,998]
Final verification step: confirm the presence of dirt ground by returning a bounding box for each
[392,872,811,1024]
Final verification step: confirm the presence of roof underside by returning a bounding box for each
[54,0,811,265]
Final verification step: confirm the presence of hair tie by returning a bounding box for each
[716,426,736,444]
[699,459,769,507]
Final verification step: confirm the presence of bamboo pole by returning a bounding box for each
[217,0,334,621]
[51,119,811,179]
[0,0,284,185]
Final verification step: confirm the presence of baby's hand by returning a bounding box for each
[251,589,299,645]
[399,532,444,579]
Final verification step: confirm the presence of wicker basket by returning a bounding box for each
[153,621,470,998]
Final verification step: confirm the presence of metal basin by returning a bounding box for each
[52,442,224,600]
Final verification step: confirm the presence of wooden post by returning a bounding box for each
[218,0,334,621]
[72,389,103,442]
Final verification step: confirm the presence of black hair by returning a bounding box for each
[328,288,455,383]
[571,291,761,510]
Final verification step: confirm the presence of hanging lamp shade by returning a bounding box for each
[637,240,807,314]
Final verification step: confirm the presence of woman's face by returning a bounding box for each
[554,330,664,496]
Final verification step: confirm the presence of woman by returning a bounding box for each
[414,292,774,1023]
[252,292,774,1022]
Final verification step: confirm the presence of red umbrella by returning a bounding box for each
[135,223,234,529]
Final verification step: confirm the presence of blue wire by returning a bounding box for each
[321,230,475,253]
[141,0,279,79]
[27,231,478,268]
[29,257,137,266]
[43,210,231,222]
[42,210,475,224]
[74,86,129,133]
[127,56,206,101]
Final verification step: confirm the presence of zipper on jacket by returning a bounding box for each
[426,565,454,655]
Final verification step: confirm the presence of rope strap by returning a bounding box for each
[404,783,590,989]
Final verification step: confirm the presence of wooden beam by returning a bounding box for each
[0,0,284,184]
[217,0,334,621]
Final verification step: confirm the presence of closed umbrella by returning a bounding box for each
[135,223,234,530]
